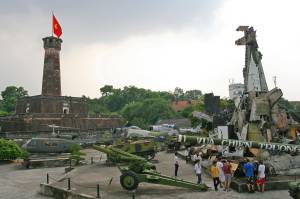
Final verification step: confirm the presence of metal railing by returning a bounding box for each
[46,173,101,198]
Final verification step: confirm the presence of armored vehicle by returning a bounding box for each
[113,139,158,160]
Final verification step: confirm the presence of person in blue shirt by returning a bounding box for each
[243,159,255,193]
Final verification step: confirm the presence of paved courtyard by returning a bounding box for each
[52,150,291,199]
[0,162,64,199]
[0,150,292,199]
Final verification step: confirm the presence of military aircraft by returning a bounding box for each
[22,124,80,153]
[22,137,76,153]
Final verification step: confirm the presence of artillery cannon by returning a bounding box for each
[289,181,300,199]
[93,144,208,191]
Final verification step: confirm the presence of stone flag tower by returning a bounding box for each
[0,35,124,138]
[41,36,62,96]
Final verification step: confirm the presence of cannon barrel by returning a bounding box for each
[92,144,146,162]
[177,135,300,153]
[93,144,209,191]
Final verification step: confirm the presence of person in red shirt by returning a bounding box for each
[222,159,233,192]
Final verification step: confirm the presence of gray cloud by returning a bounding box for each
[1,0,221,43]
[0,0,221,97]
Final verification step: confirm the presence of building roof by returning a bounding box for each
[156,118,191,128]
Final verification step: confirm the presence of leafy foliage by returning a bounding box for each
[278,97,294,110]
[0,86,28,113]
[0,139,30,160]
[121,98,176,129]
[184,89,202,100]
[70,144,85,165]
[88,85,179,125]
[220,98,235,111]
[174,87,184,100]
[88,85,238,129]
[100,85,114,96]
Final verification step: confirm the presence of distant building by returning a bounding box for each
[229,83,244,100]
[171,100,190,112]
[204,93,220,115]
[229,83,244,107]
[156,118,191,128]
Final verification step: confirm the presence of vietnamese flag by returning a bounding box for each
[52,14,62,38]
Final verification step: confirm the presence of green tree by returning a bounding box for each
[220,98,235,111]
[174,87,184,100]
[87,98,110,116]
[158,91,175,101]
[278,97,293,110]
[185,90,202,100]
[100,85,114,96]
[0,139,29,160]
[1,86,28,113]
[121,98,176,129]
[70,144,85,165]
[105,95,125,112]
[295,104,300,112]
[181,106,194,118]
[95,85,176,114]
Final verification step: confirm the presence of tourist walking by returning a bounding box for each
[256,160,266,192]
[216,157,225,188]
[174,152,179,177]
[193,152,202,163]
[223,159,233,192]
[194,159,202,184]
[210,160,220,191]
[184,147,190,163]
[243,159,255,193]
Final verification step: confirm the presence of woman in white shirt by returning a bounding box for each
[216,157,225,188]
[256,160,266,192]
[194,159,202,184]
[184,147,190,163]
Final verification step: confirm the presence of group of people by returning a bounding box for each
[175,150,203,184]
[243,159,266,193]
[211,157,233,191]
[178,149,267,193]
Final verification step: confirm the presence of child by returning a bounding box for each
[210,160,220,191]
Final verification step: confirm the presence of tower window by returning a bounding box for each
[63,107,69,114]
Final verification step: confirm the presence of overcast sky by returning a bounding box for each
[1,0,300,100]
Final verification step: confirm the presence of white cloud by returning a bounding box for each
[1,0,300,101]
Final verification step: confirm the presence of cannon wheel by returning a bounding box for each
[120,171,139,190]
[148,153,155,160]
[141,152,155,160]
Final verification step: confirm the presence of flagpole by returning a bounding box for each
[51,11,54,37]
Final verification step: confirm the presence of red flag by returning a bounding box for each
[52,14,62,38]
